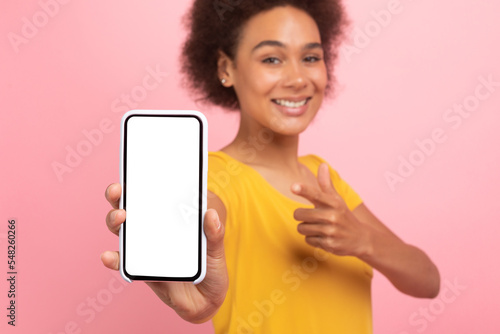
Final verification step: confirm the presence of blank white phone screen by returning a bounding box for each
[124,115,201,278]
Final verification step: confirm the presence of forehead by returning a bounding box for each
[237,6,322,50]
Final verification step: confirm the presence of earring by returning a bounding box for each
[221,78,226,85]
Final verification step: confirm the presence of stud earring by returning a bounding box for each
[221,78,226,85]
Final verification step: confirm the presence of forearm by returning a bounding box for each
[176,301,223,324]
[359,229,440,298]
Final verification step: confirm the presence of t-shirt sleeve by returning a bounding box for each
[309,154,363,211]
[207,152,240,215]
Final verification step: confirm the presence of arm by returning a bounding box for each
[352,203,440,298]
[291,163,440,299]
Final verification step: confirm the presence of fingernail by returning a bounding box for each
[292,184,301,192]
[213,211,221,230]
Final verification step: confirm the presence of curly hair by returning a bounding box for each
[179,0,349,111]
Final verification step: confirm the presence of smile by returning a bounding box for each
[272,98,310,108]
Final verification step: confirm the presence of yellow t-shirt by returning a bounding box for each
[207,151,373,334]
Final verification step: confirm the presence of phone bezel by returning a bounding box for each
[119,110,207,284]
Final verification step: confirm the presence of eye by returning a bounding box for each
[262,57,281,64]
[304,56,322,63]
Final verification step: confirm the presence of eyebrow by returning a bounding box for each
[251,40,323,53]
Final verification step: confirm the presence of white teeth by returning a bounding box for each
[274,99,308,108]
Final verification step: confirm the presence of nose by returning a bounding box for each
[283,60,307,90]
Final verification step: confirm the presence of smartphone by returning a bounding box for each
[118,110,207,284]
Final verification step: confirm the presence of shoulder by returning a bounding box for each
[209,151,227,164]
[302,153,363,211]
[207,151,242,219]
[302,153,342,180]
[208,151,245,180]
[209,151,241,169]
[207,152,230,227]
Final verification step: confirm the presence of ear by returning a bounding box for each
[217,49,235,87]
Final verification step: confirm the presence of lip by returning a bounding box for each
[271,97,311,117]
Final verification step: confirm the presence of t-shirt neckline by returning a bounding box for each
[213,151,316,207]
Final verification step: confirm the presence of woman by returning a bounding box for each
[102,0,440,332]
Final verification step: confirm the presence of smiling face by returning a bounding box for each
[218,5,328,136]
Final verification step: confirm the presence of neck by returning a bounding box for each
[222,111,302,176]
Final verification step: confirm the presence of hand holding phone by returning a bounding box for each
[101,109,229,323]
[102,183,228,323]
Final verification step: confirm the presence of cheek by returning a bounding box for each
[311,68,328,91]
[250,67,280,91]
[237,68,279,104]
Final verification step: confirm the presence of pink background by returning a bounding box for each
[1,0,499,333]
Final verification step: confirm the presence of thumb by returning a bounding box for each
[318,163,338,195]
[197,209,228,309]
[204,209,225,260]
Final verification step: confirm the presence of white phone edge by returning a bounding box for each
[118,109,208,285]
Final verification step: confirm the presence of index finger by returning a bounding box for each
[291,182,332,208]
[105,183,121,209]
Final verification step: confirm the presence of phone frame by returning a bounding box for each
[118,109,207,284]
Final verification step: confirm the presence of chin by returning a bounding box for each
[268,116,312,136]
